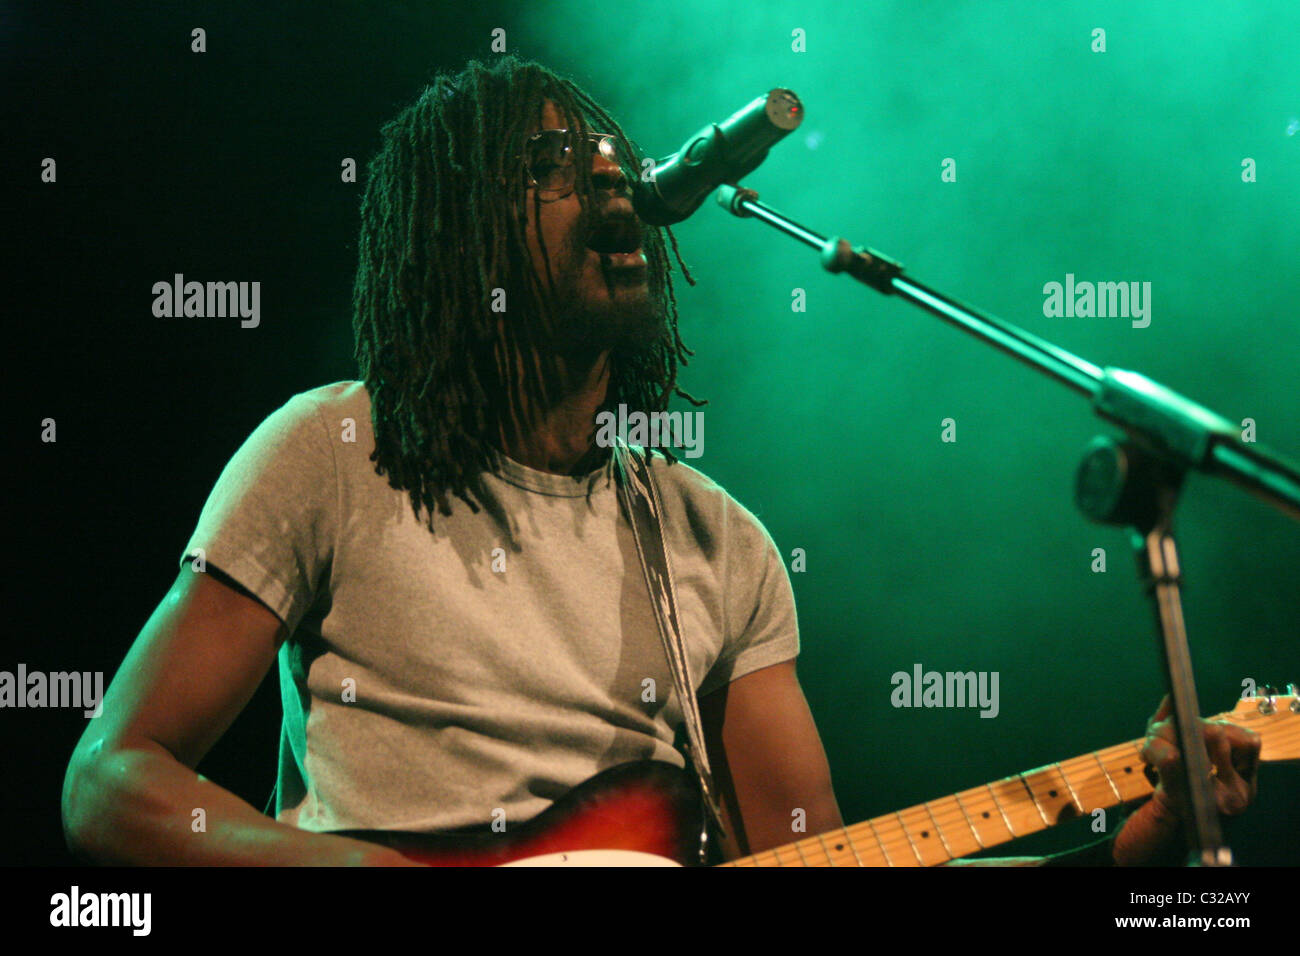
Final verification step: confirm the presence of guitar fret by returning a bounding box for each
[866,818,895,866]
[922,800,955,861]
[895,811,925,865]
[1060,753,1120,813]
[1105,742,1155,802]
[813,831,838,866]
[1056,761,1085,814]
[1020,764,1080,830]
[791,837,811,867]
[953,791,986,849]
[777,839,811,867]
[895,805,951,866]
[824,836,844,865]
[1093,750,1124,804]
[1095,745,1135,801]
[802,832,833,866]
[932,794,982,858]
[843,821,889,866]
[1018,772,1051,826]
[986,782,1016,837]
[842,827,867,866]
[876,815,912,866]
[988,779,1035,837]
[712,699,1292,868]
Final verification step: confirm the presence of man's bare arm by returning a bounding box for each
[62,566,416,866]
[700,659,842,860]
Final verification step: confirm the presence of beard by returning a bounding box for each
[534,225,665,360]
[553,271,663,355]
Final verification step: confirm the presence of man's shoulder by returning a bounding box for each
[284,380,371,419]
[235,381,373,465]
[643,449,778,550]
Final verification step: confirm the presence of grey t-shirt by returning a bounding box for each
[181,381,799,834]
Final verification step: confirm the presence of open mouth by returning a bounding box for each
[586,217,646,268]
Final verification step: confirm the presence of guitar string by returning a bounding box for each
[796,741,1149,867]
[740,762,1107,867]
[730,715,1299,867]
[740,739,1297,867]
[806,716,1300,867]
[815,738,1193,865]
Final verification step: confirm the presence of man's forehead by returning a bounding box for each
[532,98,584,133]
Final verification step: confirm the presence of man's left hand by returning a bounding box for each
[1113,695,1261,865]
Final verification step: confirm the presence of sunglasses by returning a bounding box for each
[523,128,636,200]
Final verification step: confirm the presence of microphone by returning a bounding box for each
[631,89,803,226]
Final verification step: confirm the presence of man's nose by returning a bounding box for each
[591,153,630,194]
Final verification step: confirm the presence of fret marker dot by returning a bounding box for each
[921,830,929,838]
[835,844,844,852]
[1049,789,1058,798]
[982,811,990,818]
[1124,766,1133,773]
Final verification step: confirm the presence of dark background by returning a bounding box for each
[5,0,1297,866]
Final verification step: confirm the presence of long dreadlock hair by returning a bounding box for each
[352,55,701,530]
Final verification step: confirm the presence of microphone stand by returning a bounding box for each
[715,184,1300,866]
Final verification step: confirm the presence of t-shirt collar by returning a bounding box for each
[484,444,614,498]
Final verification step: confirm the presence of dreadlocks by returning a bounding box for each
[351,55,701,529]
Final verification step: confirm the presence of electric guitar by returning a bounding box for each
[338,692,1299,866]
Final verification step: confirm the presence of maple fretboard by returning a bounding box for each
[720,697,1296,867]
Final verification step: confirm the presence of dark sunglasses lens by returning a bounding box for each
[528,130,569,165]
[526,130,636,193]
[526,131,572,190]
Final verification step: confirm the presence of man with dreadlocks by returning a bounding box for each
[63,56,1260,867]
[61,56,840,865]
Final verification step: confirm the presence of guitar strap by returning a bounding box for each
[611,437,726,855]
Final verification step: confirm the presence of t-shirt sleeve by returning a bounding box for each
[698,505,800,696]
[178,391,338,634]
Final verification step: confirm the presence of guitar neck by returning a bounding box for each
[723,738,1151,867]
[721,697,1295,867]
